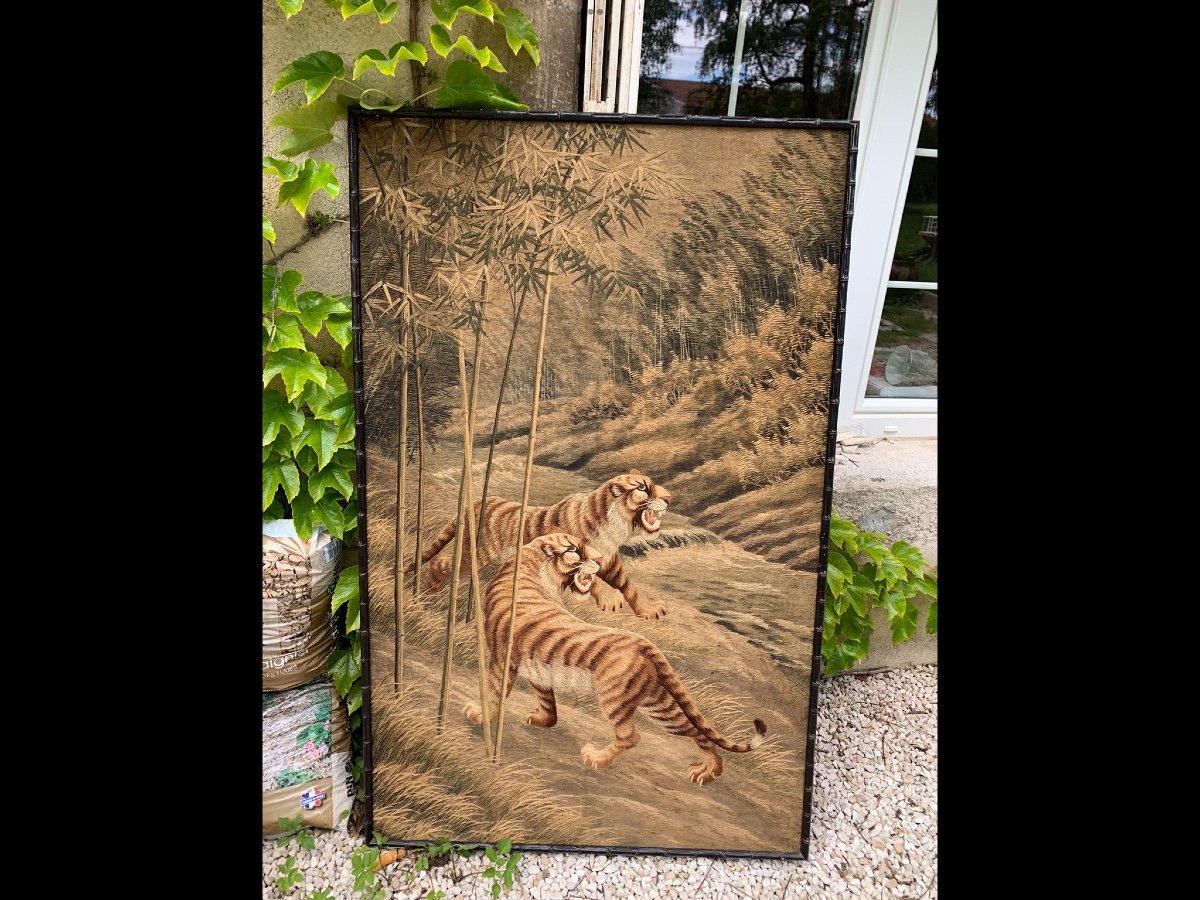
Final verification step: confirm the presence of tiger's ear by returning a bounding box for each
[628,468,641,476]
[609,483,623,498]
[541,542,557,558]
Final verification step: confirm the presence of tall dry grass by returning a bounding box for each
[370,687,611,845]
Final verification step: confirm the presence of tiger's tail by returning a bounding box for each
[645,644,766,753]
[401,519,457,574]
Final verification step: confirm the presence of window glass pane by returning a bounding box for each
[637,1,875,118]
[865,289,938,399]
[918,58,937,148]
[887,155,937,283]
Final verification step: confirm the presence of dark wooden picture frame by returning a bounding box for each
[350,109,856,859]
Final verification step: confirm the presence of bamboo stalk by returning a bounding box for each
[435,334,474,730]
[393,360,408,694]
[476,287,528,564]
[411,328,425,604]
[462,313,492,751]
[494,273,554,761]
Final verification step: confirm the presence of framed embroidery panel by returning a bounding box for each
[349,110,856,859]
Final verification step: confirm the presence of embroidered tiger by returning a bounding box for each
[405,469,672,619]
[464,532,767,784]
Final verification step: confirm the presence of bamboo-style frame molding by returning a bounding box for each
[349,107,859,861]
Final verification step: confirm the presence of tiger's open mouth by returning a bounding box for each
[572,562,599,593]
[640,506,663,533]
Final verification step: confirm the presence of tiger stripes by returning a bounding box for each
[404,469,673,620]
[463,533,766,784]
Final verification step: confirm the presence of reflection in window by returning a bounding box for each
[638,0,875,118]
[865,289,938,399]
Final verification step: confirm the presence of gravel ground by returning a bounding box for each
[263,666,937,899]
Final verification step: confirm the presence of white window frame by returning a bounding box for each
[839,0,938,436]
[593,0,938,436]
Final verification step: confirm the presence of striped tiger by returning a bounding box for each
[405,469,672,620]
[464,532,767,784]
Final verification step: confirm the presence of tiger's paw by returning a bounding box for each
[595,590,624,613]
[463,703,482,725]
[687,760,720,785]
[634,599,667,620]
[526,710,557,728]
[581,743,613,770]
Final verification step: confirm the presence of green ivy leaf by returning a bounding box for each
[876,554,907,588]
[263,459,300,510]
[916,575,937,600]
[882,587,906,620]
[263,215,276,244]
[890,540,928,575]
[825,551,852,597]
[340,0,399,23]
[315,494,347,538]
[926,600,938,634]
[856,534,888,566]
[851,570,878,600]
[359,89,405,111]
[273,51,346,104]
[328,643,361,695]
[430,25,506,72]
[346,586,361,633]
[326,313,353,349]
[299,367,348,416]
[309,463,354,501]
[496,7,539,65]
[264,313,308,351]
[263,388,306,446]
[295,445,318,475]
[264,496,286,520]
[312,392,356,443]
[332,565,360,616]
[890,600,919,644]
[829,514,856,547]
[264,349,327,402]
[430,0,494,28]
[264,267,304,314]
[433,59,528,110]
[276,0,304,16]
[270,101,341,156]
[839,606,872,641]
[296,291,350,336]
[346,681,362,714]
[278,159,340,217]
[263,156,300,181]
[292,490,315,539]
[293,418,340,470]
[843,580,870,618]
[352,41,429,79]
[497,837,512,855]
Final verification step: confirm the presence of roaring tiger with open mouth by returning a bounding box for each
[405,469,672,619]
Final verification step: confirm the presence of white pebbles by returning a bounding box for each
[263,666,937,899]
